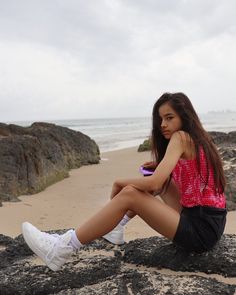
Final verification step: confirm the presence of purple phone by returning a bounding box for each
[139,166,155,176]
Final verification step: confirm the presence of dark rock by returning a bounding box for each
[209,131,231,145]
[123,235,236,277]
[56,270,236,295]
[137,138,151,152]
[0,232,235,294]
[0,234,14,246]
[210,131,236,145]
[138,131,236,211]
[0,122,100,205]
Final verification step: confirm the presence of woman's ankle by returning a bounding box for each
[69,230,83,251]
[119,214,131,227]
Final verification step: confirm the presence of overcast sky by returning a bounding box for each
[0,0,236,122]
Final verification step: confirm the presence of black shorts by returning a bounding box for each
[173,206,227,253]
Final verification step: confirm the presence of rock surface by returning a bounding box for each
[210,131,236,210]
[0,232,235,294]
[0,122,100,206]
[138,131,236,211]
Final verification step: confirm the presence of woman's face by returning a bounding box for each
[158,102,182,139]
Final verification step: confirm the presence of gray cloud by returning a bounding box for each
[0,0,235,121]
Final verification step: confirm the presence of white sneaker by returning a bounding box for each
[22,222,74,271]
[102,224,125,245]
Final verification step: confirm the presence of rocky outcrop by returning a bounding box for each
[137,139,151,152]
[138,131,236,211]
[210,131,236,211]
[0,232,235,294]
[0,123,100,205]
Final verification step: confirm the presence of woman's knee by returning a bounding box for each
[121,185,139,195]
[116,185,138,205]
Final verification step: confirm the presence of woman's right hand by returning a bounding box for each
[142,161,157,170]
[110,181,123,199]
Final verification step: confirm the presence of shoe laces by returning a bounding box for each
[40,232,58,249]
[45,232,73,264]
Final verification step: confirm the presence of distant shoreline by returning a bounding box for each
[2,110,236,124]
[1,116,236,153]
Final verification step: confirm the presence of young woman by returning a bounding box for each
[22,92,227,271]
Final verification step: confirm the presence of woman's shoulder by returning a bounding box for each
[171,131,196,160]
[171,130,192,144]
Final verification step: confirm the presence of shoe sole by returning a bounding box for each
[102,234,125,245]
[22,222,60,271]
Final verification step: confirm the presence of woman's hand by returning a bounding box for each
[142,161,157,170]
[110,181,123,199]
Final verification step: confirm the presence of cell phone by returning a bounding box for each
[139,166,155,177]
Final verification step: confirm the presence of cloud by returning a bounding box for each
[0,0,235,121]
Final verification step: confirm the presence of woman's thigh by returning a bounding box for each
[119,186,181,240]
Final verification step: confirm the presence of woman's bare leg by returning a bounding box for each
[76,185,180,244]
[109,185,135,219]
[117,180,182,219]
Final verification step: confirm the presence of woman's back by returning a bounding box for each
[172,146,226,208]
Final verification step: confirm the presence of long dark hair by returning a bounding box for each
[151,92,225,194]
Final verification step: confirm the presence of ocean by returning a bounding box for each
[9,112,236,153]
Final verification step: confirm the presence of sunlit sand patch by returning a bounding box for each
[82,249,116,257]
[22,202,32,207]
[29,251,80,267]
[29,256,45,266]
[75,249,116,262]
[100,158,109,161]
[0,245,6,251]
[223,160,236,169]
[73,250,116,269]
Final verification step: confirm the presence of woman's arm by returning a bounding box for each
[113,132,185,196]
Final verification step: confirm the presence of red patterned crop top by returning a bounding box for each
[172,147,226,208]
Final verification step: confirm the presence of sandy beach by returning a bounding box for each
[0,146,235,239]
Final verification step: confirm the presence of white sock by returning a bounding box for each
[119,214,131,227]
[69,230,83,251]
